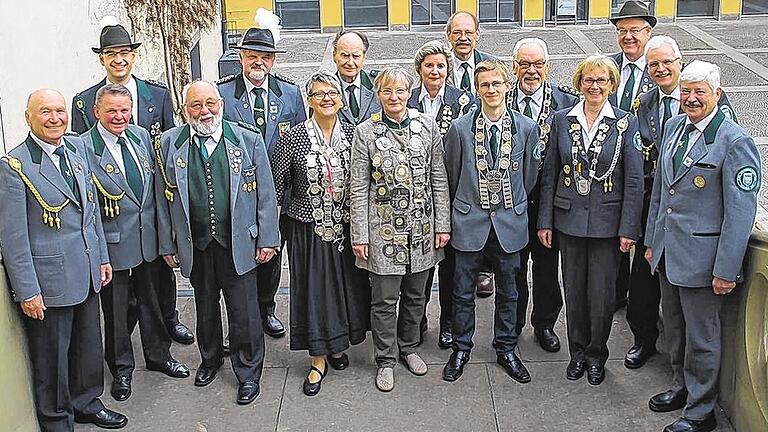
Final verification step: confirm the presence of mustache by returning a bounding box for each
[684,100,704,108]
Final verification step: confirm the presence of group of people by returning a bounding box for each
[0,2,760,432]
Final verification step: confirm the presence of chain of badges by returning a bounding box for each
[474,115,515,209]
[568,115,629,195]
[437,105,454,135]
[532,83,554,165]
[4,156,71,229]
[371,111,433,265]
[305,120,352,251]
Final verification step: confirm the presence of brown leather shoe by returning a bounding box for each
[476,272,495,298]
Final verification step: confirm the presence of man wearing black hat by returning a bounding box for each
[217,26,306,338]
[71,19,195,348]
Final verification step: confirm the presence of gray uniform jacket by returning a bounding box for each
[0,134,109,306]
[217,73,307,157]
[537,104,644,240]
[444,108,541,254]
[338,70,382,126]
[154,121,280,277]
[349,110,451,275]
[80,124,158,271]
[644,110,760,286]
[608,52,655,107]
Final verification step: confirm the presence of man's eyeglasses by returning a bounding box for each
[616,26,650,37]
[477,81,508,92]
[449,30,477,38]
[648,58,681,69]
[187,99,221,111]
[102,49,134,59]
[516,60,547,70]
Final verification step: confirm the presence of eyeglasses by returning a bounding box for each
[378,88,409,97]
[648,58,681,69]
[449,29,477,38]
[581,77,611,87]
[187,99,221,111]
[516,60,547,70]
[477,81,508,92]
[309,90,340,101]
[616,26,650,36]
[102,49,134,59]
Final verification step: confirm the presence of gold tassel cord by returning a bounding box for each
[4,157,69,230]
[91,174,125,217]
[154,135,177,202]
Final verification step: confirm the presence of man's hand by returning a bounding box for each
[538,229,552,248]
[256,248,277,263]
[645,247,653,266]
[435,233,451,249]
[100,264,113,286]
[619,237,635,253]
[713,277,736,295]
[352,244,369,260]
[21,294,46,320]
[163,254,180,268]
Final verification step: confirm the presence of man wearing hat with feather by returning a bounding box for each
[218,9,307,339]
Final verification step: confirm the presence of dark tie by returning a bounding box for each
[347,84,360,120]
[197,135,210,161]
[673,123,697,174]
[620,63,637,111]
[53,146,80,201]
[522,97,534,119]
[252,87,266,137]
[661,96,673,136]
[489,125,499,163]
[460,63,471,92]
[118,136,144,199]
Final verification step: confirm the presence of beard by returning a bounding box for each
[189,111,223,136]
[248,68,267,83]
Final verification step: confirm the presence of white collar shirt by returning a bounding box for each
[31,133,70,175]
[244,75,270,113]
[482,110,506,147]
[97,122,142,178]
[340,73,362,106]
[568,100,616,146]
[657,86,681,121]
[678,107,718,159]
[516,84,544,119]
[418,84,445,119]
[452,53,476,93]
[192,123,224,158]
[617,54,647,104]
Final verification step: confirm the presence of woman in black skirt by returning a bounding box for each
[271,71,371,397]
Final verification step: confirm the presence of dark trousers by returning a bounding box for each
[515,217,563,332]
[255,215,289,317]
[626,196,661,347]
[659,267,723,420]
[452,228,521,354]
[190,242,265,383]
[559,233,621,366]
[101,259,173,378]
[24,290,105,432]
[421,245,455,333]
[616,252,630,304]
[156,264,181,330]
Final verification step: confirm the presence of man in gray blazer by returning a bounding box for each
[445,11,498,95]
[156,80,280,405]
[0,89,127,430]
[645,61,760,432]
[332,30,381,125]
[442,60,540,384]
[217,27,306,338]
[81,84,190,402]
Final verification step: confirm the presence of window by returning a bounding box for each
[344,0,388,28]
[412,0,454,26]
[275,0,321,30]
[479,0,521,24]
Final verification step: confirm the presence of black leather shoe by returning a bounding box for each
[496,352,531,383]
[170,322,195,345]
[442,350,470,382]
[650,388,688,413]
[534,328,561,352]
[237,380,261,405]
[303,361,327,397]
[194,366,220,387]
[147,360,190,378]
[566,360,586,381]
[476,273,494,298]
[263,313,286,338]
[437,330,453,349]
[327,353,349,371]
[75,408,128,429]
[587,365,605,385]
[110,376,132,401]
[624,343,657,369]
[663,414,717,432]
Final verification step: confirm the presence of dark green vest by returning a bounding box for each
[188,138,231,250]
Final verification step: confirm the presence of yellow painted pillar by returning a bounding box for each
[721,0,742,17]
[225,0,273,31]
[523,0,544,23]
[389,0,411,30]
[321,0,343,31]
[589,0,612,20]
[455,0,478,16]
[655,0,677,19]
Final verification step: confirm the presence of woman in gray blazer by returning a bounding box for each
[537,55,643,386]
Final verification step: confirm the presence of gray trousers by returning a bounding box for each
[370,271,430,368]
[659,267,724,420]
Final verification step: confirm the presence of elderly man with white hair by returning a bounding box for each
[624,36,739,371]
[155,80,280,405]
[644,61,760,432]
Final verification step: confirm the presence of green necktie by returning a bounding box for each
[661,96,673,136]
[673,124,697,174]
[347,84,360,120]
[460,63,471,92]
[53,146,80,202]
[252,87,266,137]
[197,135,210,161]
[522,96,533,119]
[619,63,637,111]
[118,136,144,199]
[489,124,500,163]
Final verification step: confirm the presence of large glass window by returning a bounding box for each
[546,0,588,22]
[743,0,768,14]
[677,0,715,16]
[412,0,454,25]
[275,0,321,29]
[479,0,521,23]
[344,0,388,28]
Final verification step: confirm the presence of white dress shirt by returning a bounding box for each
[567,100,616,146]
[418,84,445,119]
[452,53,476,92]
[658,87,681,121]
[617,54,647,103]
[482,111,505,147]
[340,73,362,106]
[516,84,544,120]
[30,133,71,175]
[676,107,718,159]
[97,122,142,178]
[192,123,224,157]
[244,75,269,111]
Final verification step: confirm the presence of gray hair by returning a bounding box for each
[680,60,721,90]
[445,11,479,32]
[95,83,132,107]
[181,80,221,105]
[305,72,342,96]
[644,35,682,59]
[332,30,370,54]
[512,38,549,62]
[413,40,454,80]
[373,66,415,92]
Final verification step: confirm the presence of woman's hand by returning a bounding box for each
[352,244,369,260]
[435,233,451,248]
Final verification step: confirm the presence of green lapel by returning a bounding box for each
[135,77,153,107]
[360,70,374,90]
[174,125,191,149]
[222,121,240,145]
[702,109,725,145]
[268,75,283,98]
[89,125,107,156]
[24,134,43,164]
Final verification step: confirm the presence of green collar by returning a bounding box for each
[381,112,411,130]
[702,109,725,145]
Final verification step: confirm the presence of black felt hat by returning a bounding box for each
[92,24,141,53]
[610,1,658,28]
[233,28,286,53]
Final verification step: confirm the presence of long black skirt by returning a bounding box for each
[287,219,371,356]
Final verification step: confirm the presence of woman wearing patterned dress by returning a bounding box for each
[271,72,371,397]
[349,66,451,392]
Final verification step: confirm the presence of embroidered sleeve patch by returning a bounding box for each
[735,166,759,192]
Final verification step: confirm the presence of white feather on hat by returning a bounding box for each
[254,8,282,45]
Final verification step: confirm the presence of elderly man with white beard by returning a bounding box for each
[155,80,280,405]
